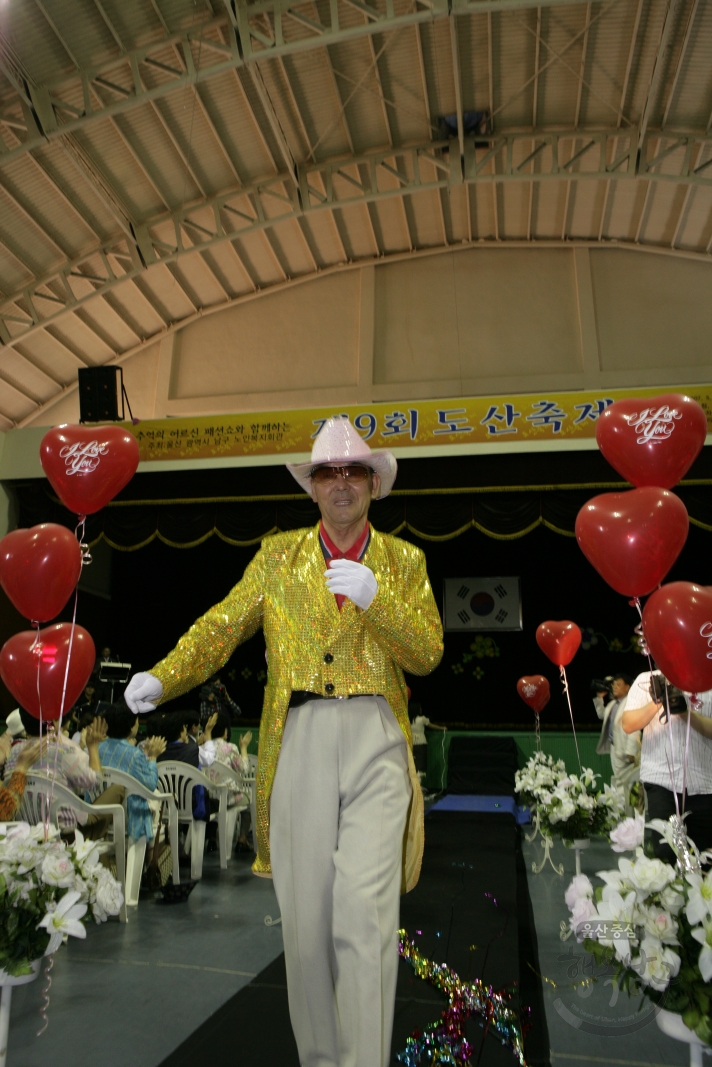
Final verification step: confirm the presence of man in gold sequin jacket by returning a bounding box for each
[125,417,443,1067]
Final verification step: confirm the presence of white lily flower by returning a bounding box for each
[691,917,712,982]
[37,890,88,955]
[685,869,712,927]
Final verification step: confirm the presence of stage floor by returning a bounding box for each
[5,823,694,1067]
[157,809,547,1067]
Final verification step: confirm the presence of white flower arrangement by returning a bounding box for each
[564,822,712,1045]
[514,751,566,810]
[0,822,124,977]
[515,752,625,843]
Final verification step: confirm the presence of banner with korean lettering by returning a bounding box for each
[130,385,712,463]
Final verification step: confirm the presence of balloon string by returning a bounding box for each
[682,695,693,813]
[559,665,581,773]
[46,516,85,828]
[535,710,541,753]
[36,955,53,1036]
[32,621,50,840]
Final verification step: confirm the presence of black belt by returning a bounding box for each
[290,690,378,708]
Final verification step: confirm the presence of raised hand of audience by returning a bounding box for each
[15,737,48,774]
[0,731,12,767]
[239,731,253,758]
[86,717,108,747]
[144,736,167,761]
[199,713,218,744]
[85,716,108,773]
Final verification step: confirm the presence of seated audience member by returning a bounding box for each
[207,715,251,784]
[74,683,99,718]
[5,709,124,840]
[2,710,27,772]
[71,708,100,748]
[156,712,213,822]
[157,712,198,767]
[178,710,217,768]
[0,731,47,819]
[140,712,167,748]
[98,705,166,841]
[205,715,253,851]
[5,709,26,744]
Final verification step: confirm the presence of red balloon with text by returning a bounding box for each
[0,524,82,621]
[642,583,712,694]
[575,487,689,597]
[517,675,551,713]
[536,621,582,667]
[596,394,707,489]
[40,424,140,515]
[0,623,95,720]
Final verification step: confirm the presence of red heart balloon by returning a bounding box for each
[0,623,95,720]
[536,621,581,666]
[642,583,712,693]
[596,394,707,489]
[40,424,140,515]
[517,675,551,713]
[0,524,82,622]
[575,487,689,598]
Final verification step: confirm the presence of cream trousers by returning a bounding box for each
[270,695,411,1067]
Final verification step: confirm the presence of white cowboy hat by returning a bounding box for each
[287,417,397,499]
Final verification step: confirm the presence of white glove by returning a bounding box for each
[124,672,163,714]
[324,558,378,611]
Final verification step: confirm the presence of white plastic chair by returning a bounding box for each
[206,762,251,856]
[97,767,180,904]
[156,761,229,880]
[19,773,127,923]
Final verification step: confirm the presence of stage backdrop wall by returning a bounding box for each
[10,447,712,728]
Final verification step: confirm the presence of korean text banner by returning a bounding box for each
[130,385,712,464]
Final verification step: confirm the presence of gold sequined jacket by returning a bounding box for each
[150,523,444,891]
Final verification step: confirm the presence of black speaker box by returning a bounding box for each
[78,366,123,422]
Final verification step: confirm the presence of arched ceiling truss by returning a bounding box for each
[0,0,710,427]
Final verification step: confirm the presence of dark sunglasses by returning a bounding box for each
[310,464,372,484]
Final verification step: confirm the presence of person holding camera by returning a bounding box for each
[622,671,712,859]
[199,672,241,726]
[593,673,638,796]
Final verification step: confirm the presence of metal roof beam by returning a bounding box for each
[639,0,684,143]
[3,125,712,346]
[0,0,604,170]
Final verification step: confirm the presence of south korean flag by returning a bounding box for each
[443,577,522,632]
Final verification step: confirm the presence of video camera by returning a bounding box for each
[200,680,227,699]
[649,675,688,716]
[590,678,613,701]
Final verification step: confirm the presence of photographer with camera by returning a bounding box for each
[199,672,242,727]
[592,674,638,797]
[622,671,712,859]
